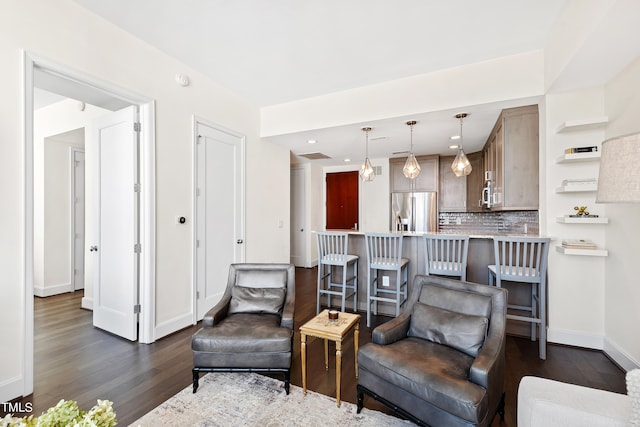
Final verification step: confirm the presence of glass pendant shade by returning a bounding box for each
[403,153,421,179]
[360,127,375,182]
[451,113,472,177]
[360,157,375,181]
[403,120,421,179]
[451,148,472,177]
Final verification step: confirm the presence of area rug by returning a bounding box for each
[130,372,414,426]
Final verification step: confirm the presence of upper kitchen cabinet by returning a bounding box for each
[390,155,438,193]
[439,152,484,212]
[484,105,539,210]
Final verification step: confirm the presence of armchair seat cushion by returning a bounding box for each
[359,337,487,423]
[192,313,292,354]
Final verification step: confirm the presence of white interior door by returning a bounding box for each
[92,105,139,341]
[72,149,85,291]
[290,167,307,267]
[195,120,244,320]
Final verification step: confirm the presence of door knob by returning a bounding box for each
[236,239,244,244]
[89,245,98,252]
[300,228,304,232]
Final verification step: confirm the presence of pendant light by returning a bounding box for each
[451,113,472,177]
[403,120,421,179]
[359,127,375,181]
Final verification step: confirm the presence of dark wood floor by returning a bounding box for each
[6,267,626,426]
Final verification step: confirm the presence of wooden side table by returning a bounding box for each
[300,309,360,407]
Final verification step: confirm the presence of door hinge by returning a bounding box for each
[196,239,200,248]
[196,188,200,197]
[134,183,141,192]
[196,291,200,299]
[134,304,141,314]
[134,243,142,253]
[134,122,141,132]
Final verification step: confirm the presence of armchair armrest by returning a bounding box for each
[202,295,231,328]
[280,296,295,330]
[372,311,410,345]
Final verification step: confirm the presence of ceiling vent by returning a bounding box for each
[297,152,331,160]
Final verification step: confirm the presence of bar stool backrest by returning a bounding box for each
[492,237,550,284]
[365,233,404,268]
[424,234,470,280]
[317,231,349,265]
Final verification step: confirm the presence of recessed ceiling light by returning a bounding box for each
[344,158,351,162]
[307,139,317,144]
[449,145,459,149]
[450,135,461,140]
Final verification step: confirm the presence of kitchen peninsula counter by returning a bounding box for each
[320,230,546,335]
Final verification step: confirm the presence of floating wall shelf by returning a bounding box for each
[556,184,598,193]
[556,152,601,163]
[556,216,609,224]
[556,116,609,133]
[556,245,608,257]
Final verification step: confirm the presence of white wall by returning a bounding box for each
[0,0,289,402]
[602,57,640,370]
[543,88,609,349]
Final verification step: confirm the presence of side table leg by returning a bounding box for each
[301,332,307,396]
[335,340,342,407]
[324,338,329,370]
[354,323,359,378]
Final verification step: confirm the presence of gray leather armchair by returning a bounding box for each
[192,263,295,394]
[357,275,507,427]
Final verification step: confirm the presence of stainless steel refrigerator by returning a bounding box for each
[390,192,438,232]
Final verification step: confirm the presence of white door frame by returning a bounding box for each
[290,166,309,267]
[69,147,85,291]
[192,115,246,322]
[22,52,156,396]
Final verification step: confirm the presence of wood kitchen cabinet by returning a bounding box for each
[439,151,484,212]
[466,152,484,212]
[483,105,539,210]
[438,155,466,211]
[390,155,438,192]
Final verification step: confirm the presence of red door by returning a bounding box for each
[326,171,359,230]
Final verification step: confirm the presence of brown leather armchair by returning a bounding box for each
[192,263,295,394]
[357,275,507,427]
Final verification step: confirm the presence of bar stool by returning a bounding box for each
[423,234,470,281]
[316,231,358,314]
[364,233,409,327]
[488,236,550,359]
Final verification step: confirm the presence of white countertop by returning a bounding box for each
[321,229,549,239]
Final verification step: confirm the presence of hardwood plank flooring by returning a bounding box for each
[6,267,626,426]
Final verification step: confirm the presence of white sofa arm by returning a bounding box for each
[518,376,630,427]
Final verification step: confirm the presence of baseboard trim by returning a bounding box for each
[33,282,72,297]
[603,337,640,371]
[547,327,604,350]
[81,297,93,310]
[0,375,23,403]
[154,312,193,340]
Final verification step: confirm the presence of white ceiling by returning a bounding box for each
[71,0,572,163]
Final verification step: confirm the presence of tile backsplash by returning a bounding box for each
[439,211,539,235]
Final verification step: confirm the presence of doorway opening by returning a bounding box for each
[23,52,156,397]
[325,171,359,230]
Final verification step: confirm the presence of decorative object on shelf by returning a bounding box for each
[564,145,598,154]
[451,112,472,177]
[402,120,421,179]
[359,127,375,182]
[561,239,597,250]
[596,132,640,203]
[573,205,590,216]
